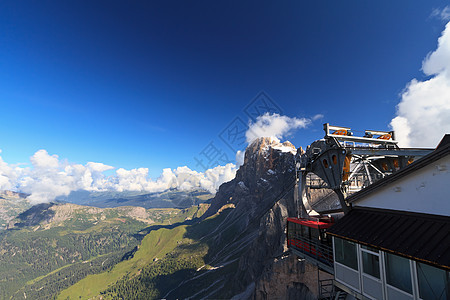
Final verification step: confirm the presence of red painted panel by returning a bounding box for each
[287,217,334,229]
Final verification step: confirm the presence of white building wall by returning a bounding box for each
[353,156,450,217]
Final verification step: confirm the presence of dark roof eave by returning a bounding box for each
[328,207,450,270]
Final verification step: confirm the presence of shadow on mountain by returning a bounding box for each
[137,218,200,237]
[153,268,200,298]
[9,202,56,229]
[106,198,130,204]
[94,138,305,299]
[153,138,300,298]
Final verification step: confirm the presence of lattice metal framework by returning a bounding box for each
[295,123,433,216]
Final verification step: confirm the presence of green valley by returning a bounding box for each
[58,204,235,299]
[0,202,209,300]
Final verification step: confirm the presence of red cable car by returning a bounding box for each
[287,216,334,267]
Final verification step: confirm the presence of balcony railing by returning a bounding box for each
[288,234,334,269]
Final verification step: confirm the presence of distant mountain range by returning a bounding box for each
[0,137,325,299]
[0,188,213,231]
[56,188,213,209]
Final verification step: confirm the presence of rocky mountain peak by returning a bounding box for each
[245,137,296,157]
[191,136,303,297]
[203,137,297,220]
[234,137,297,188]
[0,190,29,199]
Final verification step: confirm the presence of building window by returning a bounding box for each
[334,237,358,270]
[385,252,412,294]
[417,262,450,300]
[361,244,378,252]
[361,250,380,279]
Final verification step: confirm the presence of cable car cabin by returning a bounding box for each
[287,217,334,268]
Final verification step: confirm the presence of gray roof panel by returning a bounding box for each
[328,207,450,270]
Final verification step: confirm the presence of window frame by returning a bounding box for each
[334,237,359,271]
[360,246,381,280]
[384,252,414,296]
[416,261,450,300]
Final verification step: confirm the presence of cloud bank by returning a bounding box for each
[390,22,450,147]
[245,113,311,144]
[0,149,236,204]
[0,113,321,204]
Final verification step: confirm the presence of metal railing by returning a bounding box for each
[288,234,334,268]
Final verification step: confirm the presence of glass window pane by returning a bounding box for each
[362,251,380,279]
[361,244,378,252]
[334,237,358,270]
[385,253,412,294]
[417,262,449,300]
[302,225,309,238]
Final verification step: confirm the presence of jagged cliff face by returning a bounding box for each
[185,137,318,299]
[203,138,298,227]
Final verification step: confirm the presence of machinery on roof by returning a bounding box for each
[286,123,434,279]
[295,123,433,215]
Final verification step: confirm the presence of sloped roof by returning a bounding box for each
[328,207,450,270]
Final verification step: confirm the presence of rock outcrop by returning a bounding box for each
[254,255,318,300]
[189,137,320,299]
[149,137,327,299]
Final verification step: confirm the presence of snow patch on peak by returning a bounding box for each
[245,137,297,160]
[272,143,297,155]
[265,139,297,155]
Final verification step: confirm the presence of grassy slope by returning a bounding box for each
[2,216,145,300]
[58,205,232,300]
[58,225,187,299]
[1,204,208,300]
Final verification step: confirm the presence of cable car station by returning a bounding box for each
[286,124,449,299]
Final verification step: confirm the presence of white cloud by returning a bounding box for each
[390,22,450,147]
[0,149,237,204]
[235,150,245,168]
[431,6,450,21]
[245,113,311,144]
[30,150,59,169]
[86,162,115,173]
[312,114,324,121]
[0,151,23,191]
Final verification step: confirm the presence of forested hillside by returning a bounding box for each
[60,203,234,299]
[0,202,207,299]
[59,137,302,299]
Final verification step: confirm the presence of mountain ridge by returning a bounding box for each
[56,188,213,209]
[1,137,321,299]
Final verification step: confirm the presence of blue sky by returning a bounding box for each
[0,0,449,180]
